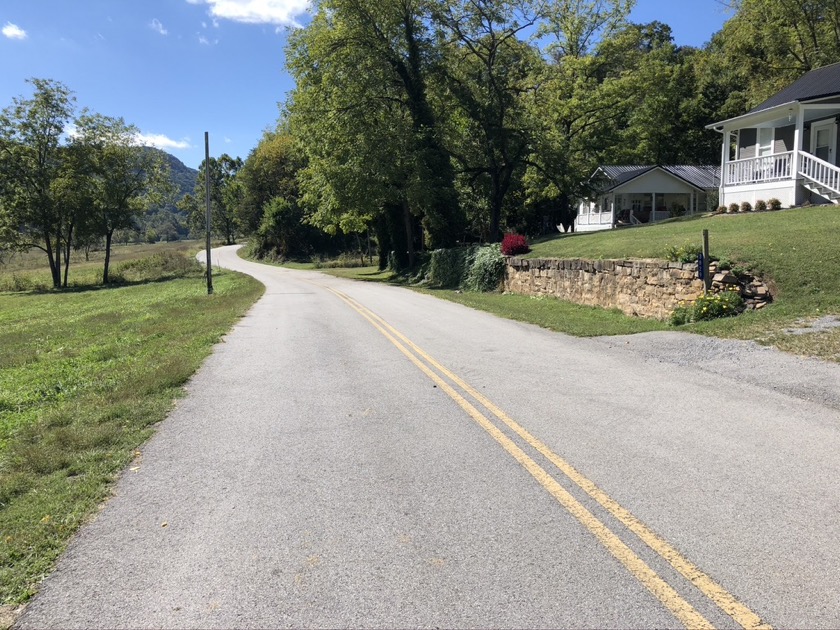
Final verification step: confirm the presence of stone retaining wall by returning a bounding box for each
[503,257,704,320]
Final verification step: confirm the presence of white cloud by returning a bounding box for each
[65,125,190,151]
[150,18,168,35]
[134,132,191,150]
[224,136,232,143]
[187,0,309,27]
[198,34,210,45]
[2,22,27,40]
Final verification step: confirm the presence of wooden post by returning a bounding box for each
[204,132,213,295]
[702,229,711,293]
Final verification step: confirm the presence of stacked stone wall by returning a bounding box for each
[503,257,704,320]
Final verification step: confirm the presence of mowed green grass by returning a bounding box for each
[0,246,263,607]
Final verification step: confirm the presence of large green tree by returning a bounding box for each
[236,130,303,235]
[521,0,637,230]
[72,114,172,283]
[0,79,77,287]
[434,0,542,241]
[287,0,466,267]
[709,0,840,112]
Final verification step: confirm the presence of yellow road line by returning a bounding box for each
[329,288,714,630]
[333,287,770,630]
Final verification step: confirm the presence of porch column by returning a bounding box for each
[792,104,804,178]
[651,192,656,223]
[610,193,616,227]
[720,127,729,203]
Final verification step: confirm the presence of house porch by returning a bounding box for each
[719,100,840,207]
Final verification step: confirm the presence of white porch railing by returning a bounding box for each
[576,211,613,227]
[725,151,792,185]
[799,152,840,196]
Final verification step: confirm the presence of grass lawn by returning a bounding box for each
[0,244,263,609]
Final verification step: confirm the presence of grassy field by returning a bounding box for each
[0,244,263,609]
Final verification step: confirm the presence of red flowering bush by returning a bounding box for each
[501,233,530,256]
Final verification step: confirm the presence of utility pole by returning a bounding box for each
[204,131,213,295]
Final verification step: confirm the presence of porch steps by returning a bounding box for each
[799,152,840,204]
[802,180,840,204]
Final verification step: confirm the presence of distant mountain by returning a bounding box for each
[139,148,199,241]
[143,147,199,200]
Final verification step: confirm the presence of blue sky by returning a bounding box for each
[0,1,734,169]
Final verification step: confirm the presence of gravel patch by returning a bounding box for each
[783,315,840,335]
[593,331,840,413]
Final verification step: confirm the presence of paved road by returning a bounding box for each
[17,246,840,629]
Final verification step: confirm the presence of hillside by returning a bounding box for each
[139,147,198,200]
[142,148,199,241]
[156,149,199,199]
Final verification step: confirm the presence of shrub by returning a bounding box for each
[768,197,782,210]
[664,241,702,263]
[670,306,690,326]
[754,199,767,212]
[501,233,530,256]
[463,244,505,292]
[728,203,740,213]
[740,201,752,212]
[692,289,744,321]
[715,206,728,214]
[428,246,474,288]
[313,253,369,269]
[668,204,687,218]
[670,289,745,325]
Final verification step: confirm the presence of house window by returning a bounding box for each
[631,199,641,212]
[758,127,774,157]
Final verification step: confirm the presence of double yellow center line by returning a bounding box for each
[329,286,770,630]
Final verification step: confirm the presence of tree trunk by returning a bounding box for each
[375,215,391,270]
[402,200,415,269]
[103,229,114,284]
[62,222,75,288]
[45,232,61,288]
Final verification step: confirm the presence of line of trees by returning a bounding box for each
[227,0,840,269]
[0,79,173,287]
[8,0,837,280]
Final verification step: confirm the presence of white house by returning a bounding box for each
[575,165,720,232]
[707,62,840,208]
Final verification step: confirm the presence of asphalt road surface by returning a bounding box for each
[17,246,840,629]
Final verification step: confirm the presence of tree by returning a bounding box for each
[0,79,77,288]
[236,130,305,236]
[710,0,840,111]
[287,0,466,268]
[433,0,542,241]
[182,154,242,246]
[72,114,173,283]
[521,0,637,231]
